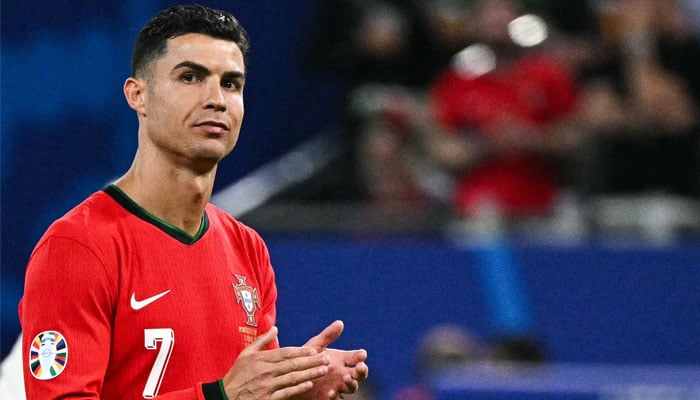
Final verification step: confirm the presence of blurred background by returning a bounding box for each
[2,0,700,399]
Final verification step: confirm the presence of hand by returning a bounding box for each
[221,326,332,400]
[300,321,369,399]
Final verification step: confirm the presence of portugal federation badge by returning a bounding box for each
[233,274,260,327]
[29,330,68,380]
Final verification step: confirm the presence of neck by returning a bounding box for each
[114,150,217,236]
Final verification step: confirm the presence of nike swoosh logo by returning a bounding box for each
[130,290,171,310]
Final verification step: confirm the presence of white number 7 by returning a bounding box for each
[143,328,175,399]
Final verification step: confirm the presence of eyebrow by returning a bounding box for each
[172,61,246,82]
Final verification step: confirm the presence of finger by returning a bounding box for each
[271,364,329,399]
[272,352,330,378]
[330,371,360,396]
[273,345,325,362]
[340,362,368,395]
[304,320,344,349]
[241,326,278,354]
[351,361,369,381]
[275,364,328,389]
[271,380,314,400]
[345,349,367,365]
[326,348,367,366]
[345,381,358,394]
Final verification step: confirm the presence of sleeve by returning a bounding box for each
[254,232,278,350]
[19,235,116,399]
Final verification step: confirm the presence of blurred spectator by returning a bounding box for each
[425,0,583,223]
[299,0,424,202]
[303,0,476,89]
[414,0,476,85]
[578,0,700,197]
[540,2,601,81]
[394,323,546,399]
[393,324,484,400]
[300,0,475,205]
[417,324,486,372]
[304,0,425,88]
[352,86,428,206]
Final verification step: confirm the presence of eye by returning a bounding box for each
[222,79,243,91]
[181,72,200,83]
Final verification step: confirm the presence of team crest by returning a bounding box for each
[233,274,261,327]
[29,330,68,380]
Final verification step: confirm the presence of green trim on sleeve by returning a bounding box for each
[218,378,228,400]
[201,379,227,400]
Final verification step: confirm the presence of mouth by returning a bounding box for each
[194,120,230,135]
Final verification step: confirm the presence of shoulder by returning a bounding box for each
[25,191,122,294]
[46,190,121,233]
[205,204,274,282]
[34,190,124,253]
[205,203,266,247]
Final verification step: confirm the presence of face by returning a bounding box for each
[127,33,246,172]
[476,0,520,45]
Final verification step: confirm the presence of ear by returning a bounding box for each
[124,77,147,115]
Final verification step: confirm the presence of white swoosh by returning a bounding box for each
[130,290,171,310]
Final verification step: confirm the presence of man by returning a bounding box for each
[19,5,368,399]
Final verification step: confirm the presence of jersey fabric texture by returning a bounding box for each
[19,185,278,399]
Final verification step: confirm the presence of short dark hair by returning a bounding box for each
[131,5,250,78]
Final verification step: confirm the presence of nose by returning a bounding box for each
[204,81,226,111]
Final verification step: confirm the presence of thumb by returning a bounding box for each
[305,320,344,349]
[242,326,278,354]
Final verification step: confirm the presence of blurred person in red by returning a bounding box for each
[427,0,581,222]
[349,0,478,207]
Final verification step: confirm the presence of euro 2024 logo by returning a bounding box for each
[29,330,68,380]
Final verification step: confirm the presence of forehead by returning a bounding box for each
[157,33,245,73]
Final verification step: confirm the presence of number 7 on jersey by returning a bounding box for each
[143,328,174,399]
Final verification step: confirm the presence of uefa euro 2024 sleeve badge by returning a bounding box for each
[233,274,260,327]
[29,330,67,380]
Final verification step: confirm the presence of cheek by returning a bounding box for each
[147,94,175,123]
[229,97,245,123]
[234,94,244,113]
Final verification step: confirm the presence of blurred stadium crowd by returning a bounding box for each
[262,0,700,245]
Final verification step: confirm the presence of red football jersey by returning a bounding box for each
[19,185,278,399]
